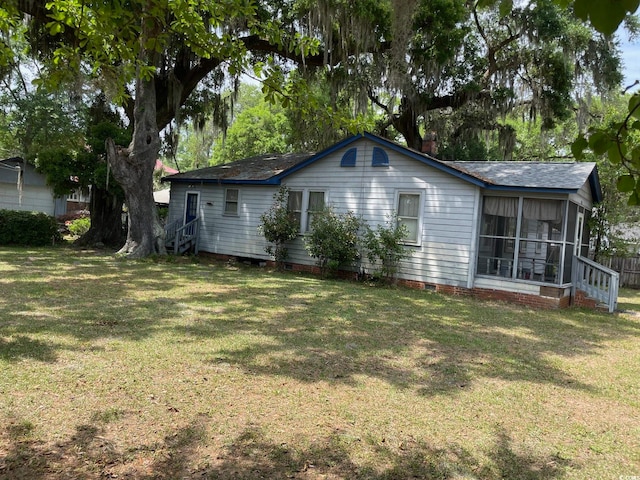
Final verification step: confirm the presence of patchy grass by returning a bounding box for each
[0,245,639,479]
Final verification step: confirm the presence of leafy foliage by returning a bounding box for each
[67,217,91,237]
[0,210,62,246]
[212,97,290,164]
[363,216,413,284]
[259,187,300,268]
[573,94,640,205]
[304,207,363,275]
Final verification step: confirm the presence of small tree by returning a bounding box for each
[363,215,413,284]
[259,186,300,269]
[304,207,362,276]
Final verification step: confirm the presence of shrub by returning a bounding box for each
[259,186,300,268]
[67,217,91,236]
[0,209,62,246]
[304,207,363,276]
[363,215,413,284]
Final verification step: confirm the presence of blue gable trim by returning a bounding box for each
[165,132,602,202]
[589,166,603,203]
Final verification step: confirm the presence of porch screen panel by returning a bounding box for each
[477,196,517,277]
[518,199,564,283]
[563,244,573,283]
[581,210,591,257]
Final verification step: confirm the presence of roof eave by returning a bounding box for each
[161,177,281,185]
[484,185,578,195]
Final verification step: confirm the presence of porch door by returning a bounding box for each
[184,192,199,224]
[574,212,584,257]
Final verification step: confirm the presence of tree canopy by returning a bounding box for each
[0,0,638,256]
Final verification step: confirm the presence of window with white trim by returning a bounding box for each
[306,191,325,231]
[397,192,421,244]
[224,188,239,215]
[287,190,303,229]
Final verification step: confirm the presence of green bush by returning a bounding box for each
[259,186,300,268]
[68,217,91,236]
[363,215,413,284]
[304,207,363,276]
[0,209,62,246]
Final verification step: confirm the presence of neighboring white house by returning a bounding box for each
[163,133,617,310]
[0,157,66,217]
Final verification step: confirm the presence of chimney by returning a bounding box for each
[421,132,438,156]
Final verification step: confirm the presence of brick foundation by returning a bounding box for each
[197,253,605,311]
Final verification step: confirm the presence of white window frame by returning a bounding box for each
[396,190,423,246]
[287,189,303,232]
[305,190,326,232]
[285,188,328,234]
[223,187,240,216]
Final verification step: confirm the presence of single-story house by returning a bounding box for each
[162,133,618,311]
[0,157,66,217]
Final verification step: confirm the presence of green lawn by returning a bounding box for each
[0,246,639,479]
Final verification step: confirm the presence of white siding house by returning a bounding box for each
[164,133,616,310]
[0,157,66,217]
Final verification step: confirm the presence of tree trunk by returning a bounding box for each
[106,109,165,258]
[105,14,164,257]
[75,184,125,248]
[392,98,423,151]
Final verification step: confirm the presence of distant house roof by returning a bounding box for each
[155,159,179,175]
[162,133,601,201]
[0,157,24,170]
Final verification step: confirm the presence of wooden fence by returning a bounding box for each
[602,256,640,288]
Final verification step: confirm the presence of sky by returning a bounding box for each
[619,27,640,91]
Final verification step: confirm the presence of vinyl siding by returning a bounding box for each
[280,139,478,287]
[0,183,58,215]
[166,138,592,290]
[167,140,479,287]
[168,183,276,259]
[569,182,594,209]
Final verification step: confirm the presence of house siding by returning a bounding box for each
[0,161,65,216]
[280,139,478,287]
[0,183,63,216]
[168,183,276,259]
[569,182,593,209]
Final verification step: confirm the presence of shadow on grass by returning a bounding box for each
[0,418,571,480]
[1,247,640,395]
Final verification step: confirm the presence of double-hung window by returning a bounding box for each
[306,191,325,231]
[287,190,303,229]
[286,190,326,233]
[397,192,421,244]
[224,188,239,215]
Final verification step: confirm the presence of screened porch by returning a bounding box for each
[476,196,589,286]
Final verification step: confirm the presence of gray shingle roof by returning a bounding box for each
[446,161,597,190]
[163,152,313,182]
[163,134,599,200]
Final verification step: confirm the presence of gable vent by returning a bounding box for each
[340,148,357,167]
[372,147,389,167]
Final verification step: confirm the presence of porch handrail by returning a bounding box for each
[572,256,619,313]
[173,217,200,255]
[164,219,181,244]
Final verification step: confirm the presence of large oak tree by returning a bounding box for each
[1,0,637,257]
